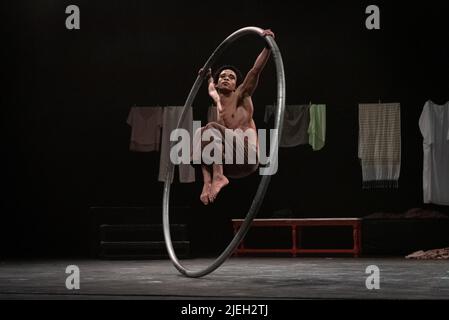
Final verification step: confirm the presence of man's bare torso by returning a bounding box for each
[216,90,258,146]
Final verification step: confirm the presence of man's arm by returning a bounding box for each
[208,74,221,109]
[238,29,274,97]
[199,67,221,106]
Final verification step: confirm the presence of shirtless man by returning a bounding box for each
[195,29,275,205]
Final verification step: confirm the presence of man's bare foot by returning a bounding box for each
[209,174,229,203]
[200,183,211,205]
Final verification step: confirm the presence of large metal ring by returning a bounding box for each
[162,26,286,277]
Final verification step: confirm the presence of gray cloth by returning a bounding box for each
[127,106,163,152]
[158,106,195,183]
[358,103,401,189]
[265,104,310,147]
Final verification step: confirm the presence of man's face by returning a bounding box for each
[217,69,237,91]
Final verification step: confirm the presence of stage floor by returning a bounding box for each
[0,257,448,299]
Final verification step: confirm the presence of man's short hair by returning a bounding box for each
[213,65,243,87]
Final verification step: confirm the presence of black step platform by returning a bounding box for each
[100,224,188,242]
[89,207,191,259]
[99,241,190,259]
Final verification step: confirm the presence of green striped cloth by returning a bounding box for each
[308,104,326,151]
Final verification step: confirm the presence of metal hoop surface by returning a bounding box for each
[163,26,286,278]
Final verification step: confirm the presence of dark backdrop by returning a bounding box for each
[2,0,448,257]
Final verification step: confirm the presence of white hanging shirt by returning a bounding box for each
[418,100,449,205]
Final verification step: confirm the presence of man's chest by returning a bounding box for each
[219,96,251,127]
[219,104,249,127]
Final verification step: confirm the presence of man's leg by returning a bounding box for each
[196,121,230,204]
[209,163,229,203]
[201,122,229,203]
[193,125,212,205]
[200,165,212,205]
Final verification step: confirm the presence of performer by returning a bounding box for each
[194,29,275,205]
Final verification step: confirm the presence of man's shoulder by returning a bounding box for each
[236,86,253,99]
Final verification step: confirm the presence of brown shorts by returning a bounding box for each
[192,122,259,179]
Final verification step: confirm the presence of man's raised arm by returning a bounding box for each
[238,29,275,97]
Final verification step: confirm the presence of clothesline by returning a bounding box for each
[126,101,449,199]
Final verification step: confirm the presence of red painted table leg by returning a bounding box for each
[292,225,297,257]
[353,223,361,257]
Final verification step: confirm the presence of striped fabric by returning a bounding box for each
[358,103,401,188]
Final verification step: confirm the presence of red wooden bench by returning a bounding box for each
[232,218,362,257]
